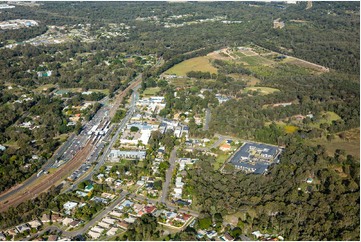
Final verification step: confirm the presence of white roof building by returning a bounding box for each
[106,227,118,236]
[91,226,104,234]
[88,231,101,239]
[28,220,42,228]
[63,201,78,211]
[98,221,110,229]
[62,218,74,226]
[102,217,117,225]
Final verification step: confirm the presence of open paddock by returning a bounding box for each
[169,77,195,88]
[142,87,160,96]
[244,86,280,95]
[308,129,359,159]
[284,57,329,73]
[164,56,218,76]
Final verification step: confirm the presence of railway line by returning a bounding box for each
[0,139,94,212]
[0,77,141,212]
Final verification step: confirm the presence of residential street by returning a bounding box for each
[160,147,178,204]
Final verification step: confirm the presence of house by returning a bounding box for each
[118,220,130,230]
[90,226,104,234]
[6,229,17,236]
[220,144,231,152]
[76,191,88,197]
[175,199,190,206]
[273,18,285,29]
[221,233,235,241]
[51,214,63,223]
[306,178,313,184]
[62,218,74,226]
[207,230,218,239]
[98,222,110,229]
[252,231,263,239]
[15,224,31,233]
[124,216,136,224]
[174,188,182,198]
[63,201,78,214]
[174,213,191,223]
[144,205,157,214]
[69,220,81,228]
[175,177,184,188]
[84,184,94,192]
[105,177,115,184]
[0,232,6,241]
[109,211,123,218]
[106,227,118,236]
[87,231,101,239]
[90,196,109,204]
[97,173,105,181]
[0,145,6,151]
[133,203,145,213]
[101,193,116,200]
[28,219,42,228]
[48,235,58,241]
[41,214,51,223]
[102,217,117,225]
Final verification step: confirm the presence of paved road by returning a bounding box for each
[203,108,211,131]
[160,147,178,204]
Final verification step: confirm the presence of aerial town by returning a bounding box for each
[0,1,359,241]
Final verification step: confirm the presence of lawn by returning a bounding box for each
[169,77,195,88]
[34,84,56,92]
[244,86,280,95]
[227,74,261,86]
[164,56,218,76]
[309,111,342,128]
[213,152,230,170]
[142,87,160,96]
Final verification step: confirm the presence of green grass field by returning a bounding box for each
[213,153,230,170]
[142,87,160,96]
[237,55,275,66]
[34,84,56,92]
[169,77,195,88]
[309,111,342,128]
[244,86,280,95]
[164,56,218,76]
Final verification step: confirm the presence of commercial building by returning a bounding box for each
[109,150,146,160]
[229,142,281,174]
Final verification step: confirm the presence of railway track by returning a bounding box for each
[0,141,93,212]
[0,78,141,213]
[109,78,141,118]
